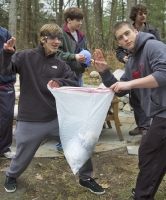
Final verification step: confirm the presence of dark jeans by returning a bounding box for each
[135,116,166,199]
[129,90,151,130]
[0,83,15,153]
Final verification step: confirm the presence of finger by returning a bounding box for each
[4,43,8,50]
[110,83,116,89]
[48,80,53,87]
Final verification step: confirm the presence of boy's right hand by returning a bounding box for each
[4,37,16,52]
[94,49,108,72]
[75,54,87,63]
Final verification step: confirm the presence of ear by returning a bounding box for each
[67,18,71,23]
[134,28,138,34]
[116,41,121,47]
[40,36,46,45]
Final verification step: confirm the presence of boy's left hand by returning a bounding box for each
[110,81,132,93]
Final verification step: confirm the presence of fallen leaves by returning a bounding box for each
[101,183,109,188]
[35,173,43,180]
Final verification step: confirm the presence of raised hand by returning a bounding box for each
[93,49,108,72]
[4,37,15,52]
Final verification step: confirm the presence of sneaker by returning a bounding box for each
[55,142,64,154]
[3,151,16,158]
[4,176,17,193]
[79,177,105,195]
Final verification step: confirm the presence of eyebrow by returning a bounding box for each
[117,30,130,40]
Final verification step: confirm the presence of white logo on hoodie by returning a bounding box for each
[52,66,57,69]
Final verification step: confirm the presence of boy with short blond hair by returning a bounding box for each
[0,23,79,193]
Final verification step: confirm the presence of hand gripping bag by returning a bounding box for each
[48,86,114,174]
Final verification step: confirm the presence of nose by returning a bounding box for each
[123,35,128,41]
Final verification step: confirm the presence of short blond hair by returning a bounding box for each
[40,24,62,36]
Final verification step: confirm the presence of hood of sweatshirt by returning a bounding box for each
[133,32,156,57]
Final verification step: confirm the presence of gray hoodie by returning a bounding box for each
[100,32,166,118]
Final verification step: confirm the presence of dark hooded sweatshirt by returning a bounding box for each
[116,22,161,63]
[0,45,79,122]
[100,32,166,118]
[0,26,16,86]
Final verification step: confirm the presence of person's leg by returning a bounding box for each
[138,108,151,131]
[4,119,59,193]
[129,90,151,135]
[78,158,105,194]
[79,158,93,179]
[78,77,83,87]
[6,121,46,178]
[48,118,60,142]
[134,116,166,199]
[0,83,15,155]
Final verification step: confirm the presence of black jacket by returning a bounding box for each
[0,45,79,122]
[0,26,16,86]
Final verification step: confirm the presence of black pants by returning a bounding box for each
[135,116,166,199]
[0,83,15,153]
[129,90,151,130]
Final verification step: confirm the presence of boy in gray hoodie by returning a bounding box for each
[94,21,166,199]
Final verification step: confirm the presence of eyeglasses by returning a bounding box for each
[44,35,63,41]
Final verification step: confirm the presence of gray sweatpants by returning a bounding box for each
[6,119,93,179]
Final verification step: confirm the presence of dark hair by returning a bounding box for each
[64,7,83,23]
[114,21,135,40]
[129,4,147,21]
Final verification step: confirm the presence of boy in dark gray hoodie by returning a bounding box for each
[94,21,166,199]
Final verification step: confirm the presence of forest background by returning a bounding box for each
[0,0,166,71]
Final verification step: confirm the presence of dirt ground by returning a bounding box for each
[0,147,166,200]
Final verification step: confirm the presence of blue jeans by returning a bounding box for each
[78,77,83,87]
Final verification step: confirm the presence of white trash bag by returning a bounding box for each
[48,86,114,174]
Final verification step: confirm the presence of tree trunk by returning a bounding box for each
[94,0,103,49]
[81,0,92,49]
[8,0,17,38]
[107,0,117,50]
[26,0,33,48]
[18,0,26,50]
[32,0,39,47]
[126,0,136,22]
[57,0,64,27]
